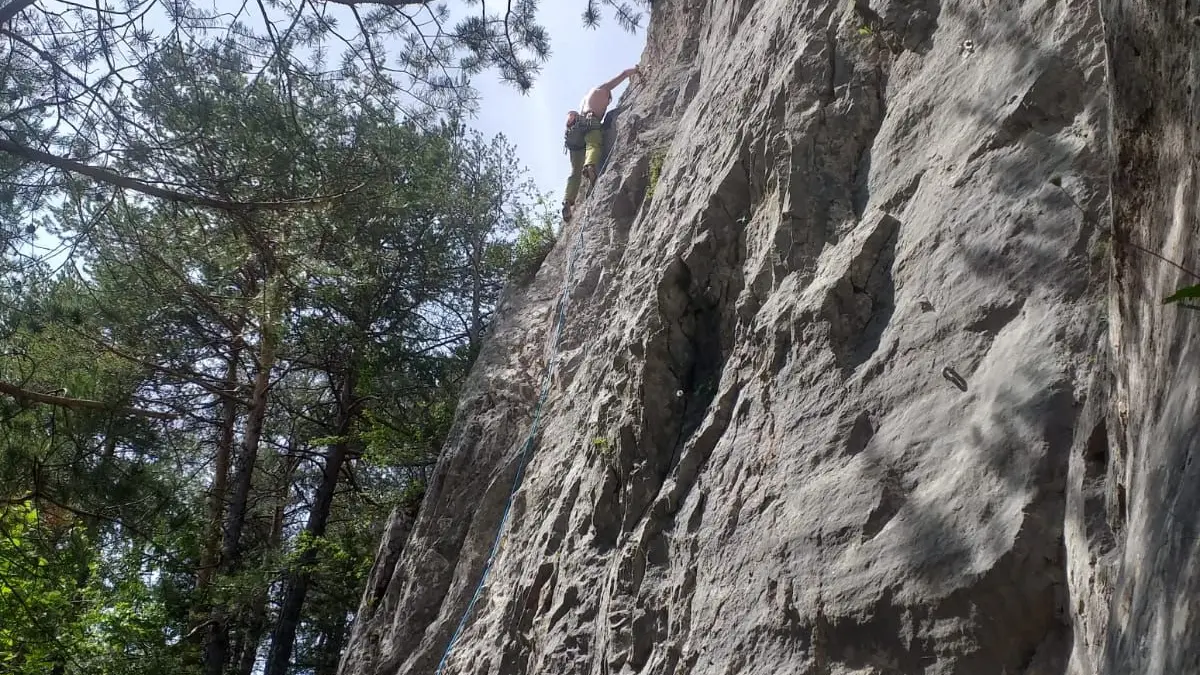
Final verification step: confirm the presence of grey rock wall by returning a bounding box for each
[1077,1,1200,673]
[338,0,1200,673]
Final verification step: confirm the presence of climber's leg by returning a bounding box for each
[581,128,604,181]
[563,148,585,220]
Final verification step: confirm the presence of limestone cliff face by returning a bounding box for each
[338,1,1200,674]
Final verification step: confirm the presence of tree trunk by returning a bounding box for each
[314,615,348,675]
[203,623,230,675]
[198,344,242,592]
[206,302,277,675]
[469,247,484,354]
[236,450,297,675]
[222,334,275,567]
[193,347,242,670]
[263,367,358,675]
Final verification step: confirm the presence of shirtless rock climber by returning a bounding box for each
[561,65,640,221]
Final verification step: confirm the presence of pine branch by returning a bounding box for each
[324,0,429,7]
[0,138,366,212]
[0,379,176,420]
[66,330,249,405]
[30,491,199,570]
[0,0,37,28]
[341,464,381,506]
[0,28,155,139]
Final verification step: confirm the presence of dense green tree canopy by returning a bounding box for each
[0,0,591,670]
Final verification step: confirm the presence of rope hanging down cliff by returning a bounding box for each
[433,111,623,675]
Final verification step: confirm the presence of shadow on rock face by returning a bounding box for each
[334,0,1130,674]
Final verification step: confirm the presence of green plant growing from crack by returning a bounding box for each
[591,436,613,459]
[645,150,666,202]
[846,0,876,36]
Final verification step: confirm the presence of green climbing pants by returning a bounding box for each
[564,128,604,204]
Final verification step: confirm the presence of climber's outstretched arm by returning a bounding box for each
[599,65,640,92]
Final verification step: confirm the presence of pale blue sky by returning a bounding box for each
[469,5,647,200]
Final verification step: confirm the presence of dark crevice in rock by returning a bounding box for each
[590,466,622,550]
[544,479,580,556]
[721,492,744,543]
[669,383,741,514]
[825,213,901,373]
[730,0,756,34]
[685,490,707,533]
[1114,482,1127,534]
[674,286,725,446]
[1084,418,1109,480]
[605,609,632,672]
[498,634,532,675]
[620,151,751,538]
[501,560,555,675]
[629,605,668,669]
[1082,418,1118,555]
[364,505,416,615]
[850,146,873,219]
[615,542,647,598]
[861,472,904,541]
[964,297,1026,335]
[680,68,702,111]
[548,585,581,629]
[522,562,555,628]
[846,69,889,222]
[822,26,837,105]
[844,410,876,456]
[879,169,925,215]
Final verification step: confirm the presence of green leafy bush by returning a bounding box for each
[510,208,558,282]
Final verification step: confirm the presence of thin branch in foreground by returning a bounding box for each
[0,379,176,420]
[0,0,37,28]
[324,0,429,7]
[0,137,366,211]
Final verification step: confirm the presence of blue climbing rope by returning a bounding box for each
[433,116,620,675]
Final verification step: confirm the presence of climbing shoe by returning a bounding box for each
[582,164,597,182]
[561,200,573,221]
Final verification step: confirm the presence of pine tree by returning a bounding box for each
[1,30,551,673]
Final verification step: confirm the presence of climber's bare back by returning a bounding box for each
[580,87,614,117]
[579,66,640,118]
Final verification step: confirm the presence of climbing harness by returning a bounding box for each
[564,110,604,152]
[433,108,623,675]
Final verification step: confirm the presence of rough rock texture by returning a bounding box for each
[338,1,1200,674]
[1073,2,1200,673]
